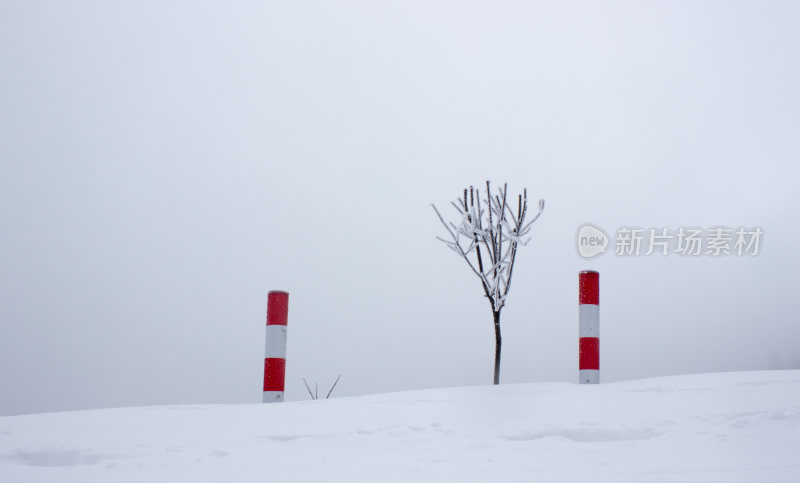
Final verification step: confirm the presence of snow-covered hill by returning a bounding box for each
[1,371,799,482]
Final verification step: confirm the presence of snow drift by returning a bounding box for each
[1,370,799,482]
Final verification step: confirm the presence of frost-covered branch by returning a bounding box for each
[432,182,544,314]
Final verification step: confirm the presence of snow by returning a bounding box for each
[1,371,799,482]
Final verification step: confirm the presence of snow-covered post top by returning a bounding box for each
[579,271,599,384]
[264,291,289,403]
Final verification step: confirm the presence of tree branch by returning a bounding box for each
[433,184,543,313]
[326,375,341,399]
[303,378,315,400]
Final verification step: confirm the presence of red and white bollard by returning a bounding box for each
[579,271,599,384]
[263,291,289,403]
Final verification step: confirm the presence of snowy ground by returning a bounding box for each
[1,371,798,483]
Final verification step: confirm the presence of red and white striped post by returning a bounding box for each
[263,290,289,403]
[579,271,599,384]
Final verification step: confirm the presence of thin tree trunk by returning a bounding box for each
[493,310,502,385]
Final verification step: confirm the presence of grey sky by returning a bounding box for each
[1,1,798,416]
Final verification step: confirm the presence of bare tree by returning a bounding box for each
[432,181,544,385]
[302,375,341,400]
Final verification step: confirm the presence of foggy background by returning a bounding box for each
[1,1,799,416]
